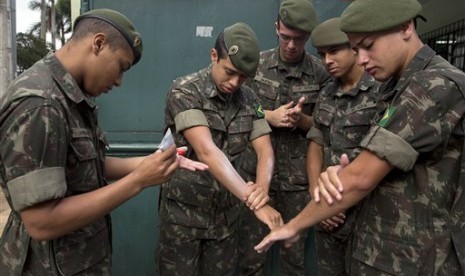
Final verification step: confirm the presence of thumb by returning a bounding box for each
[340,154,350,169]
[295,96,305,109]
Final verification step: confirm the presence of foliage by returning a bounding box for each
[27,0,72,49]
[16,32,51,74]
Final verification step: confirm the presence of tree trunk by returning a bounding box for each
[40,0,47,41]
[0,0,12,234]
[50,0,56,50]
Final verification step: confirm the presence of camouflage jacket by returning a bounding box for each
[308,71,380,167]
[354,45,465,274]
[0,53,111,275]
[240,47,331,191]
[160,66,270,239]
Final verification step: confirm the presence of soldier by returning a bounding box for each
[0,9,207,275]
[307,17,380,275]
[237,0,330,275]
[255,0,465,275]
[156,22,283,276]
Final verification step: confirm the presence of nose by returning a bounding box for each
[229,75,241,88]
[356,50,369,67]
[324,54,333,65]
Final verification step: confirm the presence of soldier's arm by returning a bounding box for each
[307,141,323,196]
[255,150,392,252]
[248,133,274,204]
[105,153,208,180]
[20,146,180,241]
[182,125,267,209]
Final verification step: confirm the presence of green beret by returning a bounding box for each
[311,17,348,48]
[223,22,260,78]
[279,0,318,33]
[340,0,422,33]
[74,9,143,65]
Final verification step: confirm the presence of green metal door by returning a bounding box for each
[83,1,349,275]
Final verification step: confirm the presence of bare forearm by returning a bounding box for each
[22,173,143,241]
[198,148,248,200]
[307,142,323,192]
[105,156,145,180]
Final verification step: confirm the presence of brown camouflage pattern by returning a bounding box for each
[238,47,330,276]
[157,66,267,275]
[310,71,380,275]
[352,45,465,275]
[0,53,111,275]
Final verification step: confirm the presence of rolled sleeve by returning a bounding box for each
[7,167,67,212]
[249,118,271,141]
[307,126,324,145]
[174,109,209,132]
[361,126,418,171]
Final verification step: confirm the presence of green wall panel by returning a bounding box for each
[84,1,349,275]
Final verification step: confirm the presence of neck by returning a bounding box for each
[340,64,365,92]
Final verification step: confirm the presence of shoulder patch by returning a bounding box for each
[378,106,396,128]
[254,103,265,119]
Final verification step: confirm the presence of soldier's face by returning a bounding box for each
[210,49,248,94]
[348,28,408,82]
[275,21,309,63]
[316,44,357,79]
[85,37,133,97]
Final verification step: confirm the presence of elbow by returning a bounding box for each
[24,224,55,242]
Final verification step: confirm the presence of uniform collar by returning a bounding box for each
[44,52,97,109]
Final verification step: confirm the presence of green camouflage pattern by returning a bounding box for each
[311,71,380,166]
[238,189,310,276]
[0,53,111,275]
[238,47,330,276]
[352,45,465,275]
[157,65,268,275]
[310,71,380,275]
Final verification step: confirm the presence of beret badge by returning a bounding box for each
[228,45,239,56]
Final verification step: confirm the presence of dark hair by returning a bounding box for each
[70,18,129,51]
[214,32,228,61]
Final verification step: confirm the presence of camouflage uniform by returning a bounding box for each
[157,65,271,276]
[238,47,330,276]
[307,72,380,275]
[349,45,465,275]
[0,53,111,275]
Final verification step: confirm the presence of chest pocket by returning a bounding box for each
[228,109,254,156]
[255,76,280,110]
[342,101,377,148]
[315,103,335,146]
[291,84,320,115]
[67,128,99,193]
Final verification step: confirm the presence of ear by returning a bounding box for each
[275,21,280,36]
[210,48,218,63]
[92,33,107,54]
[400,21,414,40]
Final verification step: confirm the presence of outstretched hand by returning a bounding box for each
[254,222,300,253]
[176,146,209,171]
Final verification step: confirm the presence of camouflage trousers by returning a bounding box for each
[238,189,310,276]
[314,206,358,276]
[156,226,238,276]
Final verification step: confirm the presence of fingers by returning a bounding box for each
[317,174,336,204]
[312,186,321,203]
[246,188,269,210]
[177,155,209,171]
[327,165,344,193]
[254,234,275,253]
